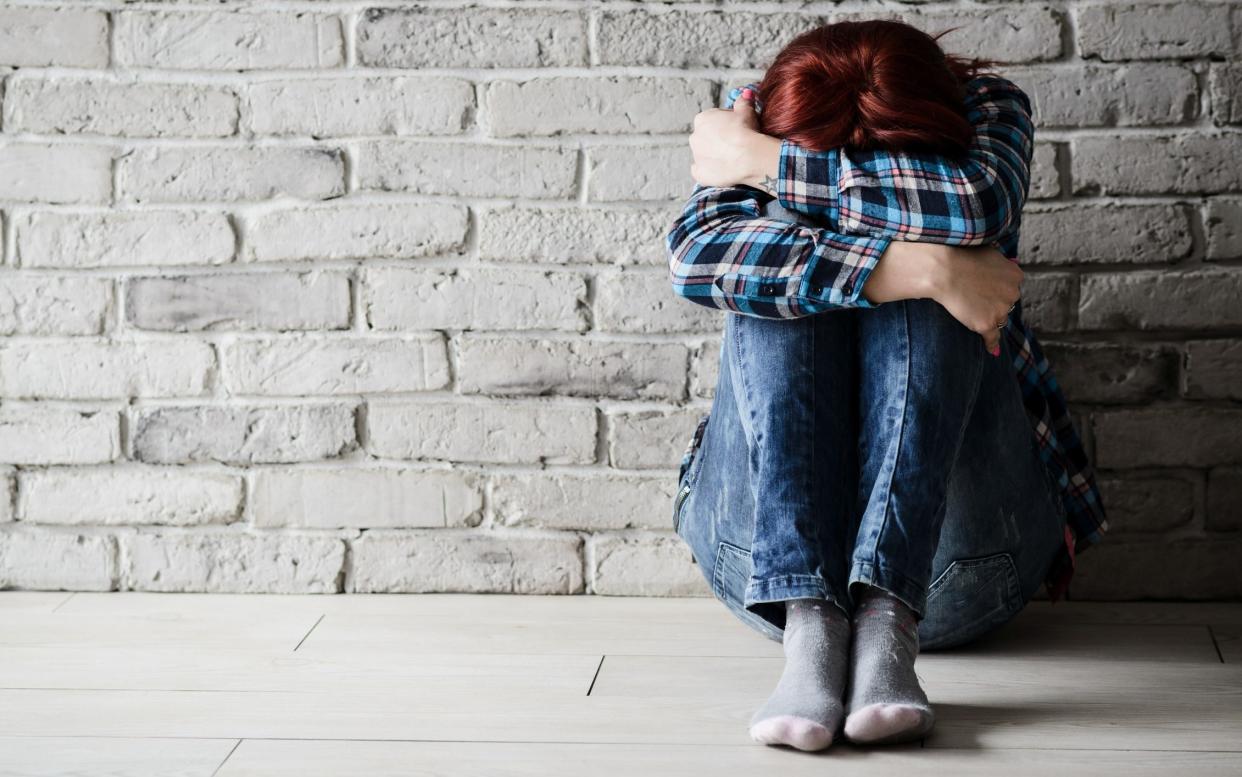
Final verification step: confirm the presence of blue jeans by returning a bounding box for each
[673,295,1068,650]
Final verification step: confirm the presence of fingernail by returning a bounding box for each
[740,87,753,98]
[989,344,1001,357]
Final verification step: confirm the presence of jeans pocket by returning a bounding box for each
[712,541,783,641]
[919,551,1024,650]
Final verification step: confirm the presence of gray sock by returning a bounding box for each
[748,597,850,751]
[843,584,935,744]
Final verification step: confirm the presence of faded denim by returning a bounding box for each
[673,257,1068,651]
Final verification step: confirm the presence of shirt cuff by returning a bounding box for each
[776,137,840,227]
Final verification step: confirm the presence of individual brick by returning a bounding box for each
[1011,64,1198,127]
[221,335,450,395]
[0,144,112,204]
[17,211,234,269]
[1017,273,1076,333]
[490,472,679,531]
[1184,340,1242,400]
[0,405,120,465]
[587,144,693,202]
[0,340,214,400]
[1079,270,1242,331]
[1205,198,1242,260]
[0,468,13,523]
[3,77,239,138]
[456,335,687,400]
[365,400,597,465]
[249,467,482,529]
[607,408,715,470]
[20,467,243,526]
[1069,539,1242,599]
[1077,3,1232,61]
[125,272,350,332]
[362,267,587,332]
[120,531,346,593]
[597,10,828,68]
[595,270,724,334]
[1039,342,1178,404]
[355,141,576,199]
[692,338,723,400]
[1093,408,1242,468]
[349,529,584,594]
[1028,142,1061,199]
[588,531,709,596]
[115,11,344,69]
[1095,475,1195,533]
[244,202,467,263]
[894,7,1064,63]
[131,404,356,465]
[0,7,109,68]
[1022,204,1192,266]
[486,77,713,136]
[476,205,672,266]
[246,76,474,136]
[0,274,112,335]
[119,147,345,204]
[1207,467,1242,532]
[0,528,114,590]
[1209,64,1242,126]
[357,7,586,68]
[1072,135,1242,195]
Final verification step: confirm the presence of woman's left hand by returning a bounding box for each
[688,90,771,188]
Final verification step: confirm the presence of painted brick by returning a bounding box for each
[588,144,693,202]
[357,7,586,68]
[1079,270,1242,331]
[1013,63,1198,127]
[1069,539,1242,599]
[120,531,345,593]
[1022,204,1192,265]
[246,76,474,137]
[456,335,687,400]
[476,205,671,266]
[1209,64,1242,125]
[595,270,724,334]
[250,467,482,529]
[589,531,709,596]
[244,202,467,263]
[0,7,109,68]
[131,404,356,465]
[490,472,679,531]
[1019,273,1077,333]
[0,405,120,466]
[0,144,112,204]
[362,267,587,332]
[1184,340,1242,400]
[3,77,239,138]
[1077,3,1232,61]
[0,340,215,400]
[356,141,576,199]
[119,146,345,203]
[1093,408,1242,468]
[366,400,597,465]
[486,77,713,136]
[1207,467,1242,532]
[18,211,235,269]
[598,10,828,68]
[125,272,350,332]
[1096,475,1195,534]
[350,529,584,594]
[221,335,450,395]
[21,467,243,527]
[1205,198,1242,260]
[1039,342,1178,404]
[116,11,344,70]
[0,528,113,590]
[0,274,112,335]
[608,408,714,470]
[1072,135,1242,195]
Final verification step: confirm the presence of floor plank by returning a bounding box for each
[215,740,1242,777]
[0,736,234,777]
[0,592,73,615]
[590,655,1242,751]
[0,645,601,695]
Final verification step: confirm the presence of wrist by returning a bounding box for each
[741,133,782,194]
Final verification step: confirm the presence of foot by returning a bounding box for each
[843,585,935,744]
[748,598,850,751]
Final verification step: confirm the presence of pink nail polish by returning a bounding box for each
[989,344,1001,357]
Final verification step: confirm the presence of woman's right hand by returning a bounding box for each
[925,243,1024,356]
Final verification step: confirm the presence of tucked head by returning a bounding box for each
[755,19,997,156]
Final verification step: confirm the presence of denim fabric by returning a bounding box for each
[673,282,1067,651]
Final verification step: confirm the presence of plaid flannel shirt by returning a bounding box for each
[666,74,1108,601]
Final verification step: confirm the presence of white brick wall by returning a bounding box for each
[1,1,1240,599]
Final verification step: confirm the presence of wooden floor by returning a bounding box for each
[1,593,1240,777]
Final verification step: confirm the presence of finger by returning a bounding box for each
[983,329,1001,356]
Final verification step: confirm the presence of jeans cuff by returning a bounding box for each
[744,574,850,620]
[848,559,928,619]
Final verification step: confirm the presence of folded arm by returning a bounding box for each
[665,181,894,318]
[764,74,1035,244]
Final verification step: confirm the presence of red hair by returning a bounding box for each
[756,20,999,155]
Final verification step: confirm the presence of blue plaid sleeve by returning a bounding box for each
[773,75,1035,245]
[665,182,891,318]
